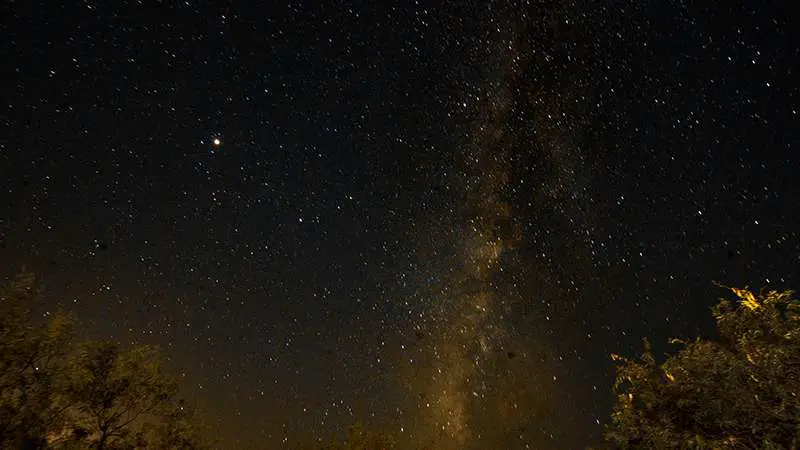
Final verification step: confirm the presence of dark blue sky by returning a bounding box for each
[2,1,798,448]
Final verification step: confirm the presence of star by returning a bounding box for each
[4,2,796,448]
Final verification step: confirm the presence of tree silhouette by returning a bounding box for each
[297,422,396,450]
[0,270,74,449]
[604,286,800,448]
[335,422,395,450]
[52,341,204,449]
[0,271,207,449]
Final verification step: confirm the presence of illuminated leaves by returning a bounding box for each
[731,287,760,311]
[604,287,800,448]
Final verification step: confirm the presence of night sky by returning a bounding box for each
[2,1,798,448]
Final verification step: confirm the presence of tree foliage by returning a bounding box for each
[604,287,800,449]
[332,422,395,450]
[0,270,74,448]
[0,271,207,449]
[296,422,396,450]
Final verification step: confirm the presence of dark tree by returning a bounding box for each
[604,287,800,449]
[301,422,396,450]
[335,422,395,450]
[52,341,206,449]
[0,271,208,449]
[0,271,73,449]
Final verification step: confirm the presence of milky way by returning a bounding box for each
[394,4,598,447]
[3,1,797,448]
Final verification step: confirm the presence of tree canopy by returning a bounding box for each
[0,271,208,449]
[8,269,800,449]
[604,286,800,449]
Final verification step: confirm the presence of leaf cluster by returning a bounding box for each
[0,271,208,449]
[604,288,800,449]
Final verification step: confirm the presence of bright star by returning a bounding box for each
[212,138,221,146]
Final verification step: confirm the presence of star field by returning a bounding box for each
[2,1,798,448]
